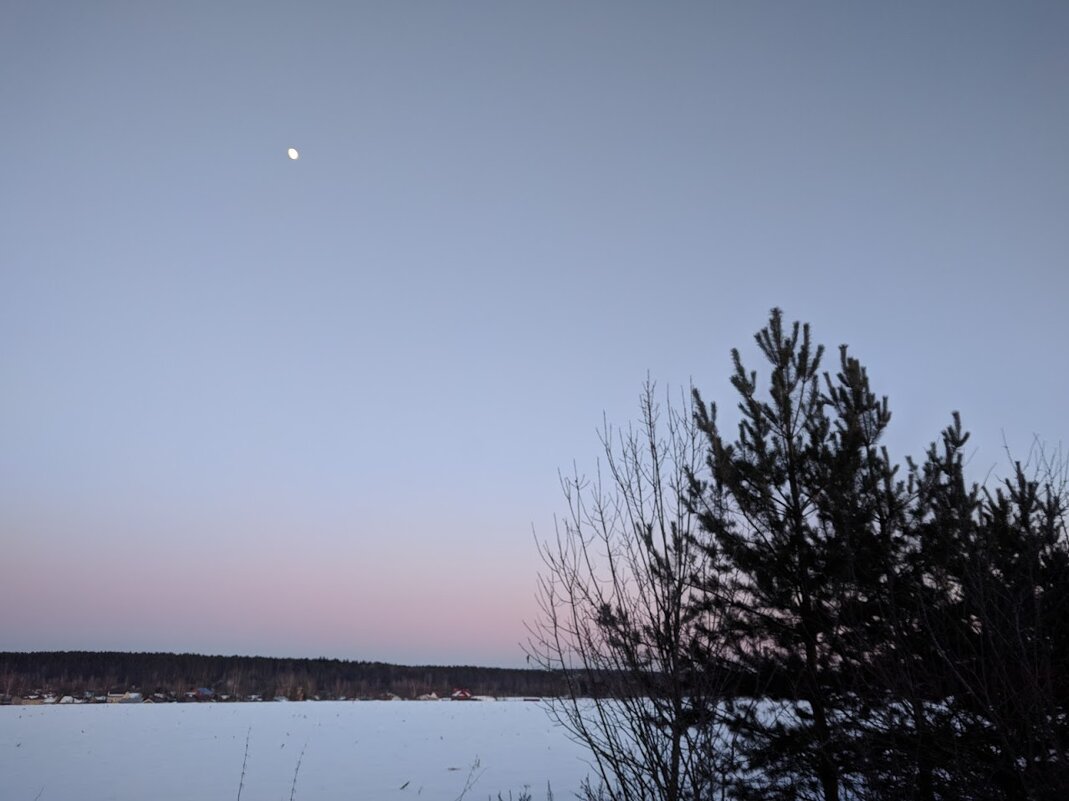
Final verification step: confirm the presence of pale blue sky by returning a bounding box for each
[2,1,1067,666]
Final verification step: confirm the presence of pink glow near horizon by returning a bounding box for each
[1,508,542,667]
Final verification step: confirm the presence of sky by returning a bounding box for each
[2,1,1067,668]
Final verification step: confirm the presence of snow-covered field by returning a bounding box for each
[0,700,592,801]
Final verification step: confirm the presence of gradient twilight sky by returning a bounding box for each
[2,2,1067,667]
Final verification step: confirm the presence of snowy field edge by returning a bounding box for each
[0,700,592,801]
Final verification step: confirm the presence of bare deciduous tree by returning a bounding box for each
[527,383,738,801]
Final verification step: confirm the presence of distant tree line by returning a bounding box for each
[0,651,565,700]
[528,310,1069,801]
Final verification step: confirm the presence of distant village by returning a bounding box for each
[1,686,504,705]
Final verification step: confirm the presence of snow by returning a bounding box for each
[0,700,593,801]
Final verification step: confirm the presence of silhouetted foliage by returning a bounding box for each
[536,309,1069,801]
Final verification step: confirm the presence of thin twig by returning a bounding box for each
[451,756,485,801]
[236,727,251,801]
[289,742,308,801]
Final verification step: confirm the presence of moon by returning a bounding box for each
[287,147,300,160]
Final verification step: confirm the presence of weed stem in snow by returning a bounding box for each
[236,727,251,801]
[289,743,307,801]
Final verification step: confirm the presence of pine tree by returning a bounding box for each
[688,309,899,801]
[900,431,1069,800]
